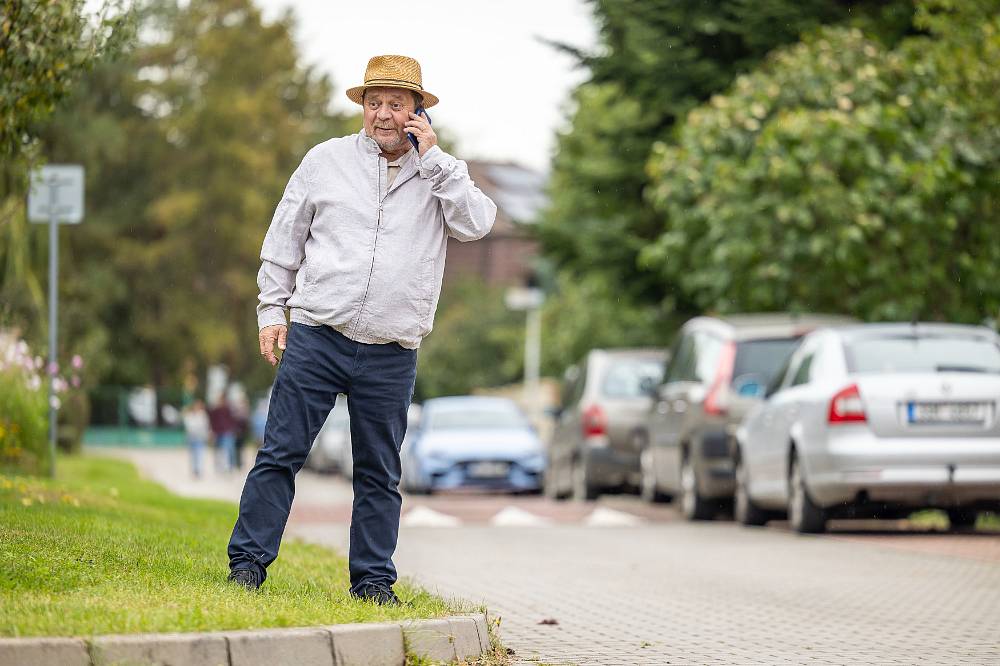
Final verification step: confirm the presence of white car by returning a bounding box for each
[735,323,1000,533]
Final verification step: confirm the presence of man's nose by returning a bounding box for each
[376,105,392,120]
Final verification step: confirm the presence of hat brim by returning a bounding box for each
[346,81,439,108]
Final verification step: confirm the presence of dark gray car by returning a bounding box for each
[636,314,854,519]
[546,348,667,501]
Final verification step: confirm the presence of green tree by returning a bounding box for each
[0,0,133,360]
[0,0,133,160]
[538,0,914,310]
[415,279,524,399]
[642,0,1000,323]
[30,0,355,391]
[415,274,671,400]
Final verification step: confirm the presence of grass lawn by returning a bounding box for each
[908,509,1000,531]
[0,455,465,638]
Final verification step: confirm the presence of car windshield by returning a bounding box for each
[732,338,800,387]
[426,402,529,430]
[601,358,664,398]
[845,334,1000,374]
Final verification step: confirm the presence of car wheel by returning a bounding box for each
[788,453,826,534]
[734,452,769,527]
[571,456,599,501]
[947,507,979,530]
[639,447,670,503]
[679,453,715,521]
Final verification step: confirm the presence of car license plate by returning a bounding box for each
[907,401,989,424]
[467,462,509,479]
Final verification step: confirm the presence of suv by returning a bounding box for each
[636,314,854,519]
[546,348,667,501]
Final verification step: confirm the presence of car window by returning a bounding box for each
[568,358,589,406]
[601,359,664,398]
[732,338,801,388]
[790,352,815,386]
[845,334,1000,374]
[765,353,794,398]
[692,332,724,384]
[560,364,581,407]
[665,334,695,383]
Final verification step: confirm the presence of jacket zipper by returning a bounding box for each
[350,156,384,339]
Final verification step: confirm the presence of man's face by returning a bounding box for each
[363,87,416,154]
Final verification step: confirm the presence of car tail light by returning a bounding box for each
[704,341,737,416]
[828,384,867,424]
[581,404,607,437]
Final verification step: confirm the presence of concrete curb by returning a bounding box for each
[0,613,492,666]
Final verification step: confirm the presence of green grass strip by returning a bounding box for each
[0,454,461,637]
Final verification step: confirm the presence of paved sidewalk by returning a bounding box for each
[301,523,1000,666]
[106,447,1000,665]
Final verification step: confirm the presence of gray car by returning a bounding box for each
[304,395,350,473]
[546,348,667,501]
[637,314,855,520]
[735,323,1000,533]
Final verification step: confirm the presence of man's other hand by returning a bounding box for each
[259,324,287,366]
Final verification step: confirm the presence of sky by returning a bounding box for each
[251,0,598,173]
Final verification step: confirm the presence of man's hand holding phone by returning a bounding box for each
[405,110,437,157]
[259,324,287,367]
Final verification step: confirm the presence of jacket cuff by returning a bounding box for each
[257,307,288,330]
[417,145,450,177]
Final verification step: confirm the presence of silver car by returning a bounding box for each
[304,396,350,473]
[546,348,667,501]
[638,314,853,519]
[735,323,1000,533]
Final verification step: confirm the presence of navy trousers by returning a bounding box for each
[228,322,417,592]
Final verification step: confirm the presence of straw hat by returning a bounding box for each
[346,55,439,108]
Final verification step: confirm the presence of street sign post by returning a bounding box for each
[505,287,546,424]
[28,164,85,477]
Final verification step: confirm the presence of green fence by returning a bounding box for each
[84,385,190,448]
[83,426,187,447]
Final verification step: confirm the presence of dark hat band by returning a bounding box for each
[363,77,423,90]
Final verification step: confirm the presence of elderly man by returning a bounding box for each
[227,55,497,604]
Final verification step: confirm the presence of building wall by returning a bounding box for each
[442,160,544,290]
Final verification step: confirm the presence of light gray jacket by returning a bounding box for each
[256,130,497,349]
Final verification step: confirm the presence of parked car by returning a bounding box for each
[341,402,422,482]
[735,323,1000,533]
[400,396,544,494]
[304,395,350,473]
[546,348,668,501]
[637,314,855,519]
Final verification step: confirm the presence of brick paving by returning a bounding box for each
[299,522,1000,665]
[107,447,1000,665]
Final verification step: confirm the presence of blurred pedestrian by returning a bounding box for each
[227,55,496,604]
[230,388,251,471]
[182,398,211,479]
[208,396,237,473]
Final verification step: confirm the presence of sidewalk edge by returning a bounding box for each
[0,612,490,666]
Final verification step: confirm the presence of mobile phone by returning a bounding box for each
[408,106,431,150]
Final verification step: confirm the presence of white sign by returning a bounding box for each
[28,164,85,224]
[505,287,545,311]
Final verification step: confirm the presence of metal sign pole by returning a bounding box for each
[29,165,82,478]
[48,181,59,478]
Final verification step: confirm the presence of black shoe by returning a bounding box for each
[351,583,401,606]
[227,568,262,591]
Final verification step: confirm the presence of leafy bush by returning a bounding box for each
[0,335,49,474]
[643,0,1000,323]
